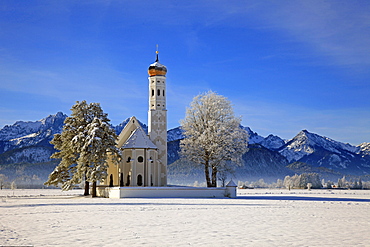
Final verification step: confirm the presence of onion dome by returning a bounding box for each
[148,51,167,77]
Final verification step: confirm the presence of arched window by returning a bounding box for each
[126,175,130,186]
[126,157,131,163]
[157,89,160,96]
[120,173,124,187]
[152,89,154,97]
[109,174,113,187]
[138,156,144,163]
[163,90,165,96]
[137,174,143,186]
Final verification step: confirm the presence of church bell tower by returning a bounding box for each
[148,49,167,186]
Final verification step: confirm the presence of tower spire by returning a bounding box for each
[155,44,159,62]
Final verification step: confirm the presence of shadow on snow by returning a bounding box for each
[237,196,370,202]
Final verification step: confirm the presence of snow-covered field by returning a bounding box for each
[1,189,369,246]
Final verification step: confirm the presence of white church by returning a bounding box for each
[98,51,237,198]
[102,51,168,188]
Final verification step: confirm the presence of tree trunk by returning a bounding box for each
[204,161,212,187]
[84,171,90,196]
[84,181,89,196]
[92,181,97,197]
[211,166,217,187]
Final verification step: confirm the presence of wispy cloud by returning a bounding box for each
[244,1,370,70]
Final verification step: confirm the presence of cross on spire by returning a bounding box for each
[155,44,159,62]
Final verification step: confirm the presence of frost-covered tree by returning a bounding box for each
[337,176,348,188]
[217,162,235,187]
[180,91,248,187]
[358,178,363,189]
[45,101,120,196]
[0,174,7,190]
[250,179,269,188]
[283,173,322,189]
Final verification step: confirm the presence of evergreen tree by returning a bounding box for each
[180,91,248,187]
[45,101,120,196]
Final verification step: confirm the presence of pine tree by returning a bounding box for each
[45,101,120,196]
[180,91,248,187]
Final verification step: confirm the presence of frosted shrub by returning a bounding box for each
[237,181,244,188]
[284,173,322,189]
[250,179,268,188]
[11,181,17,190]
[337,176,366,189]
[269,179,284,188]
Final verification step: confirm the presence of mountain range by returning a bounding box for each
[0,112,369,187]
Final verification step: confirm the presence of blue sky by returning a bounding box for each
[0,1,369,145]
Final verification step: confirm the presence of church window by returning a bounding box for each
[126,175,130,186]
[137,174,143,186]
[138,156,144,163]
[157,89,160,96]
[152,89,154,97]
[120,173,124,187]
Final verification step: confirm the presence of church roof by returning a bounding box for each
[148,52,167,77]
[122,127,157,149]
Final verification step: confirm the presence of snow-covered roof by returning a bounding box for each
[149,61,166,69]
[122,127,157,149]
[226,179,237,187]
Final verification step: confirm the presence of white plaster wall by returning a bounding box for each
[118,187,234,198]
[97,186,236,198]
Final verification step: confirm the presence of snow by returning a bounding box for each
[358,142,370,156]
[260,134,285,150]
[123,127,157,149]
[280,130,361,163]
[1,189,369,246]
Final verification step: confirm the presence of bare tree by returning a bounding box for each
[180,91,248,187]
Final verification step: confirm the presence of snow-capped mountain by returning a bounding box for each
[278,130,370,175]
[0,112,369,185]
[280,130,358,163]
[358,142,370,157]
[0,112,67,154]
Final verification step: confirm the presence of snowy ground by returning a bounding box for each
[1,189,369,246]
